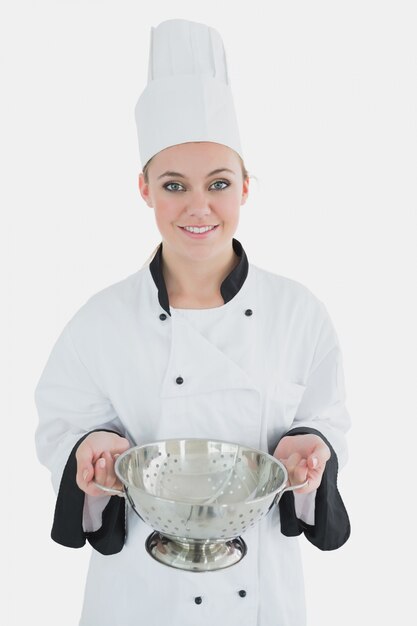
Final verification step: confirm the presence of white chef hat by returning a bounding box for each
[134,18,244,169]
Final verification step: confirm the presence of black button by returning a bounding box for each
[238,589,247,598]
[194,596,203,605]
[244,309,253,316]
[176,376,184,385]
[159,313,167,321]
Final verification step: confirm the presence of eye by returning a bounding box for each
[164,182,185,192]
[163,179,230,192]
[210,180,230,190]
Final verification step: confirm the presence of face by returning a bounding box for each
[138,142,249,263]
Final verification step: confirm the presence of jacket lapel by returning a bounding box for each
[160,309,260,398]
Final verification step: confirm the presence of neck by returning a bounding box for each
[161,242,238,307]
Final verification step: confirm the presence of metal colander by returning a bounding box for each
[97,438,307,571]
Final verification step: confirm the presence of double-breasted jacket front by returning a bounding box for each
[35,239,350,626]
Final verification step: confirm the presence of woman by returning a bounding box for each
[35,19,350,626]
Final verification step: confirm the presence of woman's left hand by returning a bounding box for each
[274,434,331,495]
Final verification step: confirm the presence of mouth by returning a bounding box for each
[178,224,220,238]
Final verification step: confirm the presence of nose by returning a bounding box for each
[185,189,211,219]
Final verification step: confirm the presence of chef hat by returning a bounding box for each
[134,18,244,169]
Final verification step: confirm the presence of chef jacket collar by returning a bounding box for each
[149,238,249,316]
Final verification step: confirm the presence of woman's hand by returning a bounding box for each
[274,434,330,495]
[75,431,130,497]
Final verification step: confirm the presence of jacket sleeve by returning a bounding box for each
[278,301,351,550]
[34,321,128,554]
[51,429,126,554]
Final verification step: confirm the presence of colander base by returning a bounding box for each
[145,531,247,571]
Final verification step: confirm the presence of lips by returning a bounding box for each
[178,224,220,238]
[181,225,217,233]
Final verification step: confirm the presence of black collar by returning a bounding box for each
[149,238,249,316]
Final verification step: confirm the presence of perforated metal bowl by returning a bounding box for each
[97,438,307,571]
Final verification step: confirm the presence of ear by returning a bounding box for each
[240,176,250,206]
[138,172,153,207]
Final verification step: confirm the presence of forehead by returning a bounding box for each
[148,142,240,176]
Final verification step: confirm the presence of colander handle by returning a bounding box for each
[93,481,126,498]
[274,479,309,505]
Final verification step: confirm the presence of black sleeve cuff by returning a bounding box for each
[50,429,126,555]
[278,427,351,551]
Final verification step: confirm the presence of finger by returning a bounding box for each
[82,458,119,497]
[106,452,125,490]
[299,459,326,494]
[75,433,129,491]
[81,457,111,497]
[291,458,308,488]
[308,442,330,470]
[109,437,130,456]
[307,452,328,473]
[94,456,108,488]
[76,464,94,492]
[304,460,326,492]
[307,455,319,471]
[291,460,317,494]
[285,452,303,473]
[75,442,95,491]
[283,453,308,489]
[93,453,123,493]
[102,451,118,486]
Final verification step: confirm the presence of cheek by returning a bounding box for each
[218,198,241,222]
[153,203,179,231]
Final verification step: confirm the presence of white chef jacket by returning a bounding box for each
[34,239,350,626]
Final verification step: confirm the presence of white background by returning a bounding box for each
[2,1,416,624]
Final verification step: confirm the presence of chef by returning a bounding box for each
[35,18,351,626]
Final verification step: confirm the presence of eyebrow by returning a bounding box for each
[157,168,236,180]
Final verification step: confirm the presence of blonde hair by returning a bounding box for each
[141,146,251,267]
[141,243,161,268]
[142,151,249,184]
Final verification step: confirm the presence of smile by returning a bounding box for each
[180,225,218,234]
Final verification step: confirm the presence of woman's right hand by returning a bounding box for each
[75,431,131,497]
